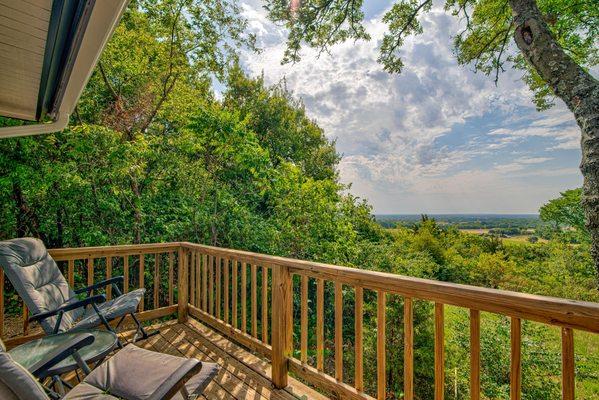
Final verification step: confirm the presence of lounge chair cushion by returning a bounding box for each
[0,339,48,400]
[73,288,145,331]
[80,344,218,399]
[0,238,82,333]
[63,382,119,399]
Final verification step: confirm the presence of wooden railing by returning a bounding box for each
[2,241,599,400]
[0,243,183,346]
[179,242,599,400]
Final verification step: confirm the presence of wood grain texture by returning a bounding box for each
[377,290,386,400]
[154,254,160,308]
[124,256,129,294]
[232,260,238,329]
[202,254,208,311]
[168,252,174,306]
[301,274,309,363]
[470,309,480,400]
[209,256,214,316]
[68,259,74,288]
[139,254,145,312]
[262,266,269,344]
[241,262,247,333]
[435,303,444,400]
[216,257,221,319]
[224,258,229,324]
[355,286,363,392]
[190,252,196,307]
[335,281,343,382]
[271,264,292,389]
[404,297,414,400]
[87,258,94,286]
[177,248,188,323]
[106,257,112,300]
[317,278,324,372]
[251,264,257,338]
[561,327,575,400]
[510,317,521,400]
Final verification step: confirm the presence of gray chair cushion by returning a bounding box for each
[81,344,217,399]
[73,289,145,331]
[0,238,82,333]
[0,338,49,400]
[63,382,119,399]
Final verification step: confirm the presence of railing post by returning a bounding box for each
[178,246,188,323]
[271,263,292,389]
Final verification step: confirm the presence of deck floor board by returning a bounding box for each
[116,319,325,400]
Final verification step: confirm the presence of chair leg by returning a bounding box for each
[130,312,159,342]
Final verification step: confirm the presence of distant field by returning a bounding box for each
[459,228,490,234]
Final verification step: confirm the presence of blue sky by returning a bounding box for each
[239,0,586,214]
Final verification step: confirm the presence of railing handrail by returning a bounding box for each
[181,242,599,333]
[48,242,182,260]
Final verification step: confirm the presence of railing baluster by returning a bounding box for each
[510,317,521,400]
[224,258,229,324]
[139,254,145,311]
[68,259,74,287]
[335,281,343,381]
[271,264,292,389]
[124,255,129,293]
[241,262,247,333]
[22,304,28,335]
[153,254,160,308]
[202,254,208,311]
[177,247,188,322]
[262,265,269,344]
[196,252,201,306]
[190,252,196,307]
[87,258,94,287]
[209,255,214,316]
[106,256,112,300]
[435,303,445,400]
[216,257,221,319]
[0,268,3,338]
[168,252,174,306]
[355,286,363,392]
[470,309,480,400]
[404,297,414,400]
[562,327,575,400]
[317,278,324,371]
[232,260,238,329]
[377,290,386,400]
[251,263,257,337]
[301,274,308,363]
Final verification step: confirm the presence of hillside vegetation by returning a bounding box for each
[0,2,597,399]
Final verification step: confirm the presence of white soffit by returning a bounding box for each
[0,0,52,121]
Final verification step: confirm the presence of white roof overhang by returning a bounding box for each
[0,0,129,138]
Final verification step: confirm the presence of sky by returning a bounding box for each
[237,0,586,214]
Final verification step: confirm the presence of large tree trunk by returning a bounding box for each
[509,0,599,283]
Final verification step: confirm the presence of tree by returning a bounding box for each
[263,0,599,281]
[539,188,589,239]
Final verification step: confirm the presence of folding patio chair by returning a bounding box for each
[0,333,219,399]
[0,237,157,345]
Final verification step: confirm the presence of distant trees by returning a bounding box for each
[540,188,589,243]
[264,0,599,281]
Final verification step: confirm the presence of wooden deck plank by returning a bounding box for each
[113,318,325,400]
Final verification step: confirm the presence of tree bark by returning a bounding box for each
[508,0,599,283]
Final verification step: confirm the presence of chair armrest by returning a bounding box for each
[28,333,95,378]
[29,294,106,323]
[147,360,204,400]
[74,276,124,294]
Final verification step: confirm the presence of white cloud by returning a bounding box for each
[238,1,583,213]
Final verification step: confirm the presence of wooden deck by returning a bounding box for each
[126,318,327,400]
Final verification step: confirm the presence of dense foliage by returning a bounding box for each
[0,1,597,398]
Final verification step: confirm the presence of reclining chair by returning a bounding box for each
[0,333,219,399]
[0,238,156,344]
